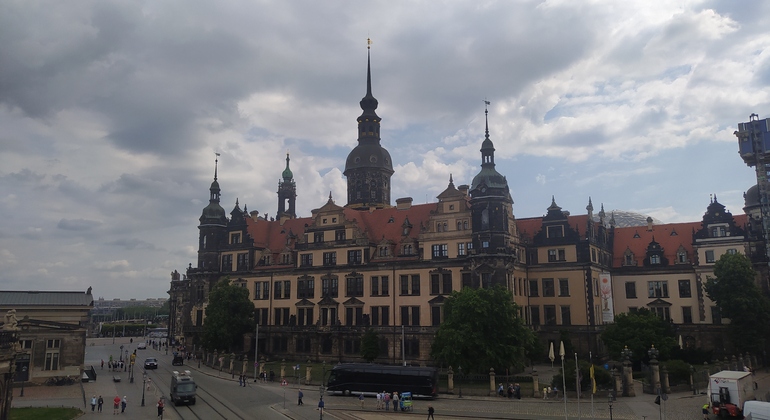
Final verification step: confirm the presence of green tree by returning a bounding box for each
[201,278,254,352]
[430,285,536,373]
[705,252,770,354]
[360,328,380,362]
[601,309,677,362]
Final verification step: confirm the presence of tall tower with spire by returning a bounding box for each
[277,152,297,219]
[469,103,515,287]
[198,154,228,270]
[344,39,394,209]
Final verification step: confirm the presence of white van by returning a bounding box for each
[744,401,770,420]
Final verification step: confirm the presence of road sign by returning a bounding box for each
[281,379,287,386]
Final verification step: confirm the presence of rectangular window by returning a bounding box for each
[371,276,379,296]
[458,243,466,256]
[335,229,346,241]
[705,250,715,263]
[431,244,449,258]
[346,276,364,297]
[542,278,555,297]
[348,250,362,265]
[400,275,409,295]
[651,306,671,321]
[254,282,262,300]
[404,338,420,358]
[529,279,539,297]
[344,339,361,354]
[548,249,557,262]
[322,277,338,298]
[300,254,313,267]
[320,308,337,326]
[371,306,390,326]
[262,282,270,300]
[462,272,473,289]
[530,306,540,326]
[274,308,290,325]
[647,281,669,298]
[297,308,313,326]
[314,232,324,243]
[544,305,557,326]
[560,306,571,326]
[547,226,564,238]
[411,275,420,295]
[431,274,440,295]
[230,232,241,244]
[682,306,693,324]
[297,278,315,299]
[221,254,233,272]
[44,351,60,371]
[274,281,282,300]
[625,282,637,299]
[323,252,337,266]
[678,280,692,298]
[381,276,389,296]
[431,306,442,326]
[558,279,570,297]
[558,249,566,261]
[283,280,290,299]
[442,273,452,294]
[237,253,249,270]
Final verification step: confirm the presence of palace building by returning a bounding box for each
[169,51,766,365]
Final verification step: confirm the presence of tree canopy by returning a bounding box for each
[201,278,254,352]
[360,328,380,362]
[430,285,537,373]
[601,309,677,362]
[705,252,770,354]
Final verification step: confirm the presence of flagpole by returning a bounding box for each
[576,352,581,419]
[560,341,567,420]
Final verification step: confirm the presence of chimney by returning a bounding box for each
[396,197,413,210]
[458,185,469,197]
[250,210,260,222]
[647,216,653,231]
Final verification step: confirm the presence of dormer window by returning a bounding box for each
[230,233,241,244]
[547,226,564,238]
[650,255,661,265]
[711,226,726,237]
[677,251,687,264]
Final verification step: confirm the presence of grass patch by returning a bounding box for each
[10,407,82,420]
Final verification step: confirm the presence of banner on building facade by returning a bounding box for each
[599,273,614,323]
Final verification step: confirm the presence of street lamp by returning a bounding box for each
[322,361,326,387]
[608,391,614,420]
[458,366,463,398]
[141,372,147,407]
[20,366,27,397]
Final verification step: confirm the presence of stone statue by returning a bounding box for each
[3,309,19,330]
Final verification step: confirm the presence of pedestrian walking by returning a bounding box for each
[702,403,710,419]
[101,359,104,370]
[98,396,103,412]
[238,374,243,387]
[384,390,391,411]
[157,397,165,419]
[298,389,304,405]
[376,391,382,409]
[113,395,120,415]
[121,396,127,413]
[427,404,435,420]
[91,395,97,412]
[359,393,365,408]
[318,397,325,417]
[392,392,399,412]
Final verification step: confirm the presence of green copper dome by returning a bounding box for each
[282,153,293,180]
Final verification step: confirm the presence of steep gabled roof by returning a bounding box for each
[611,221,702,268]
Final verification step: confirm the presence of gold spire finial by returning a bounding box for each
[367,37,372,49]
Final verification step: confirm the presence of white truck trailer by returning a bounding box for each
[708,370,755,418]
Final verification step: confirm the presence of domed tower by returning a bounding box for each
[344,41,394,209]
[469,103,515,287]
[198,155,228,270]
[277,152,297,219]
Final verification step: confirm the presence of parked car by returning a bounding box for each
[144,358,158,369]
[137,342,147,349]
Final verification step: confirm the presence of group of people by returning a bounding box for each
[91,394,164,418]
[374,391,402,411]
[541,385,559,399]
[497,382,522,399]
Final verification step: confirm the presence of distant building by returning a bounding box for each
[169,50,765,363]
[0,290,93,384]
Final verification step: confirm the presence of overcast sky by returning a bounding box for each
[1,1,768,299]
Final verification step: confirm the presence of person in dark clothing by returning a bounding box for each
[298,389,304,405]
[427,404,435,420]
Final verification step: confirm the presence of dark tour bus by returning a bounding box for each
[325,364,438,398]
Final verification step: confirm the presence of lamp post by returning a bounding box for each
[608,392,614,420]
[19,366,27,397]
[322,361,326,387]
[141,372,147,407]
[458,366,463,398]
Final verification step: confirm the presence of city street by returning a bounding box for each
[10,337,770,419]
